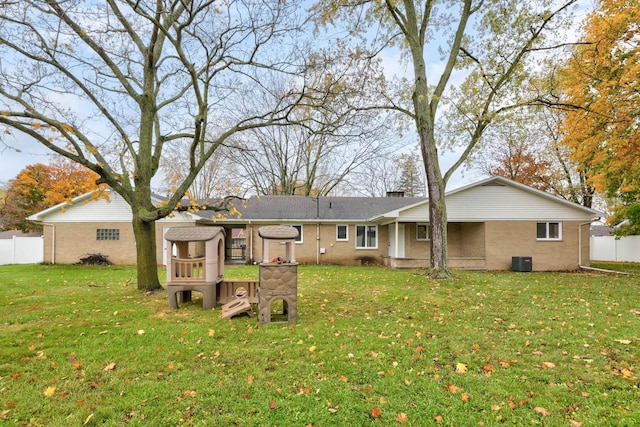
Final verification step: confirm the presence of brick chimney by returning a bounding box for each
[386,191,405,198]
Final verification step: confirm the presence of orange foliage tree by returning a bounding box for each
[559,0,640,233]
[0,159,98,231]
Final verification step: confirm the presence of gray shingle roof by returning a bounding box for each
[194,195,426,222]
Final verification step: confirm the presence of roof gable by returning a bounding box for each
[28,190,199,223]
[383,176,603,222]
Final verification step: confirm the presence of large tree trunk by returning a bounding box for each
[132,214,162,291]
[420,131,450,278]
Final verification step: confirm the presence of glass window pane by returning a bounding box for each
[337,225,347,240]
[549,222,560,239]
[356,226,365,247]
[417,224,428,240]
[367,226,376,247]
[536,223,547,239]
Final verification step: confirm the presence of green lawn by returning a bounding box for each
[0,263,638,426]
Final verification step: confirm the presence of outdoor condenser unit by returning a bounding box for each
[512,256,532,272]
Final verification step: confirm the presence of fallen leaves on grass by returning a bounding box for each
[534,406,550,416]
[43,386,56,397]
[456,362,468,375]
[395,412,409,423]
[82,414,95,426]
[371,406,381,418]
[446,384,459,393]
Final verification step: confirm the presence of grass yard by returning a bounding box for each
[0,263,638,426]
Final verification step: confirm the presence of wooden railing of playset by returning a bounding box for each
[170,257,206,282]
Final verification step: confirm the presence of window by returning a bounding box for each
[292,225,303,243]
[536,222,562,240]
[416,224,430,241]
[97,228,120,241]
[336,224,348,241]
[356,225,377,249]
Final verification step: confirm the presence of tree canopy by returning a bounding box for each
[559,0,640,234]
[0,159,99,231]
[0,0,310,289]
[312,0,582,276]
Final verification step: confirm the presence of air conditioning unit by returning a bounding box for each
[512,256,532,272]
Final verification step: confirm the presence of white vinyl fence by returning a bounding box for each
[590,235,640,263]
[0,236,44,265]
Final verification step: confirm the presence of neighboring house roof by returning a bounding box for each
[0,230,42,239]
[590,225,613,236]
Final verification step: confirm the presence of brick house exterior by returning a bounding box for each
[28,176,603,271]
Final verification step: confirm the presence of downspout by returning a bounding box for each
[578,220,596,269]
[316,223,320,265]
[578,219,630,274]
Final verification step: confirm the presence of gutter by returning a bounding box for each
[578,221,591,268]
[316,223,320,265]
[578,218,630,274]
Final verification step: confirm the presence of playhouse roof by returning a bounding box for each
[164,226,225,242]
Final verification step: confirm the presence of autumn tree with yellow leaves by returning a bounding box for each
[559,0,640,234]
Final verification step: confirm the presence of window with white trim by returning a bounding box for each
[97,228,120,241]
[356,225,377,249]
[536,222,562,240]
[292,225,303,243]
[336,224,348,241]
[416,224,430,241]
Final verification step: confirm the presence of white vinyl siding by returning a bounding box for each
[396,184,598,222]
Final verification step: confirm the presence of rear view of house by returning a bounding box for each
[28,176,602,271]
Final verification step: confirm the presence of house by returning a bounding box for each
[27,176,603,271]
[27,191,197,265]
